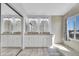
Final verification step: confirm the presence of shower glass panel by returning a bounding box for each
[1,3,23,56]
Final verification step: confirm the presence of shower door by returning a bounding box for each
[0,3,23,56]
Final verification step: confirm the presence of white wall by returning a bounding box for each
[63,4,79,52]
[50,16,63,44]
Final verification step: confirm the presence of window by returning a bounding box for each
[76,16,79,39]
[67,15,79,40]
[67,16,75,39]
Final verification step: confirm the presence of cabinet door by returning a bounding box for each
[1,35,21,47]
[11,35,21,47]
[1,35,8,47]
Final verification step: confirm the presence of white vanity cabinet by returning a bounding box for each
[1,35,21,47]
[24,34,52,47]
[1,34,52,47]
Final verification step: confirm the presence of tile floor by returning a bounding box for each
[0,44,79,56]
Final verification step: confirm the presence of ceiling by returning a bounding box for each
[4,3,77,16]
[1,4,19,16]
